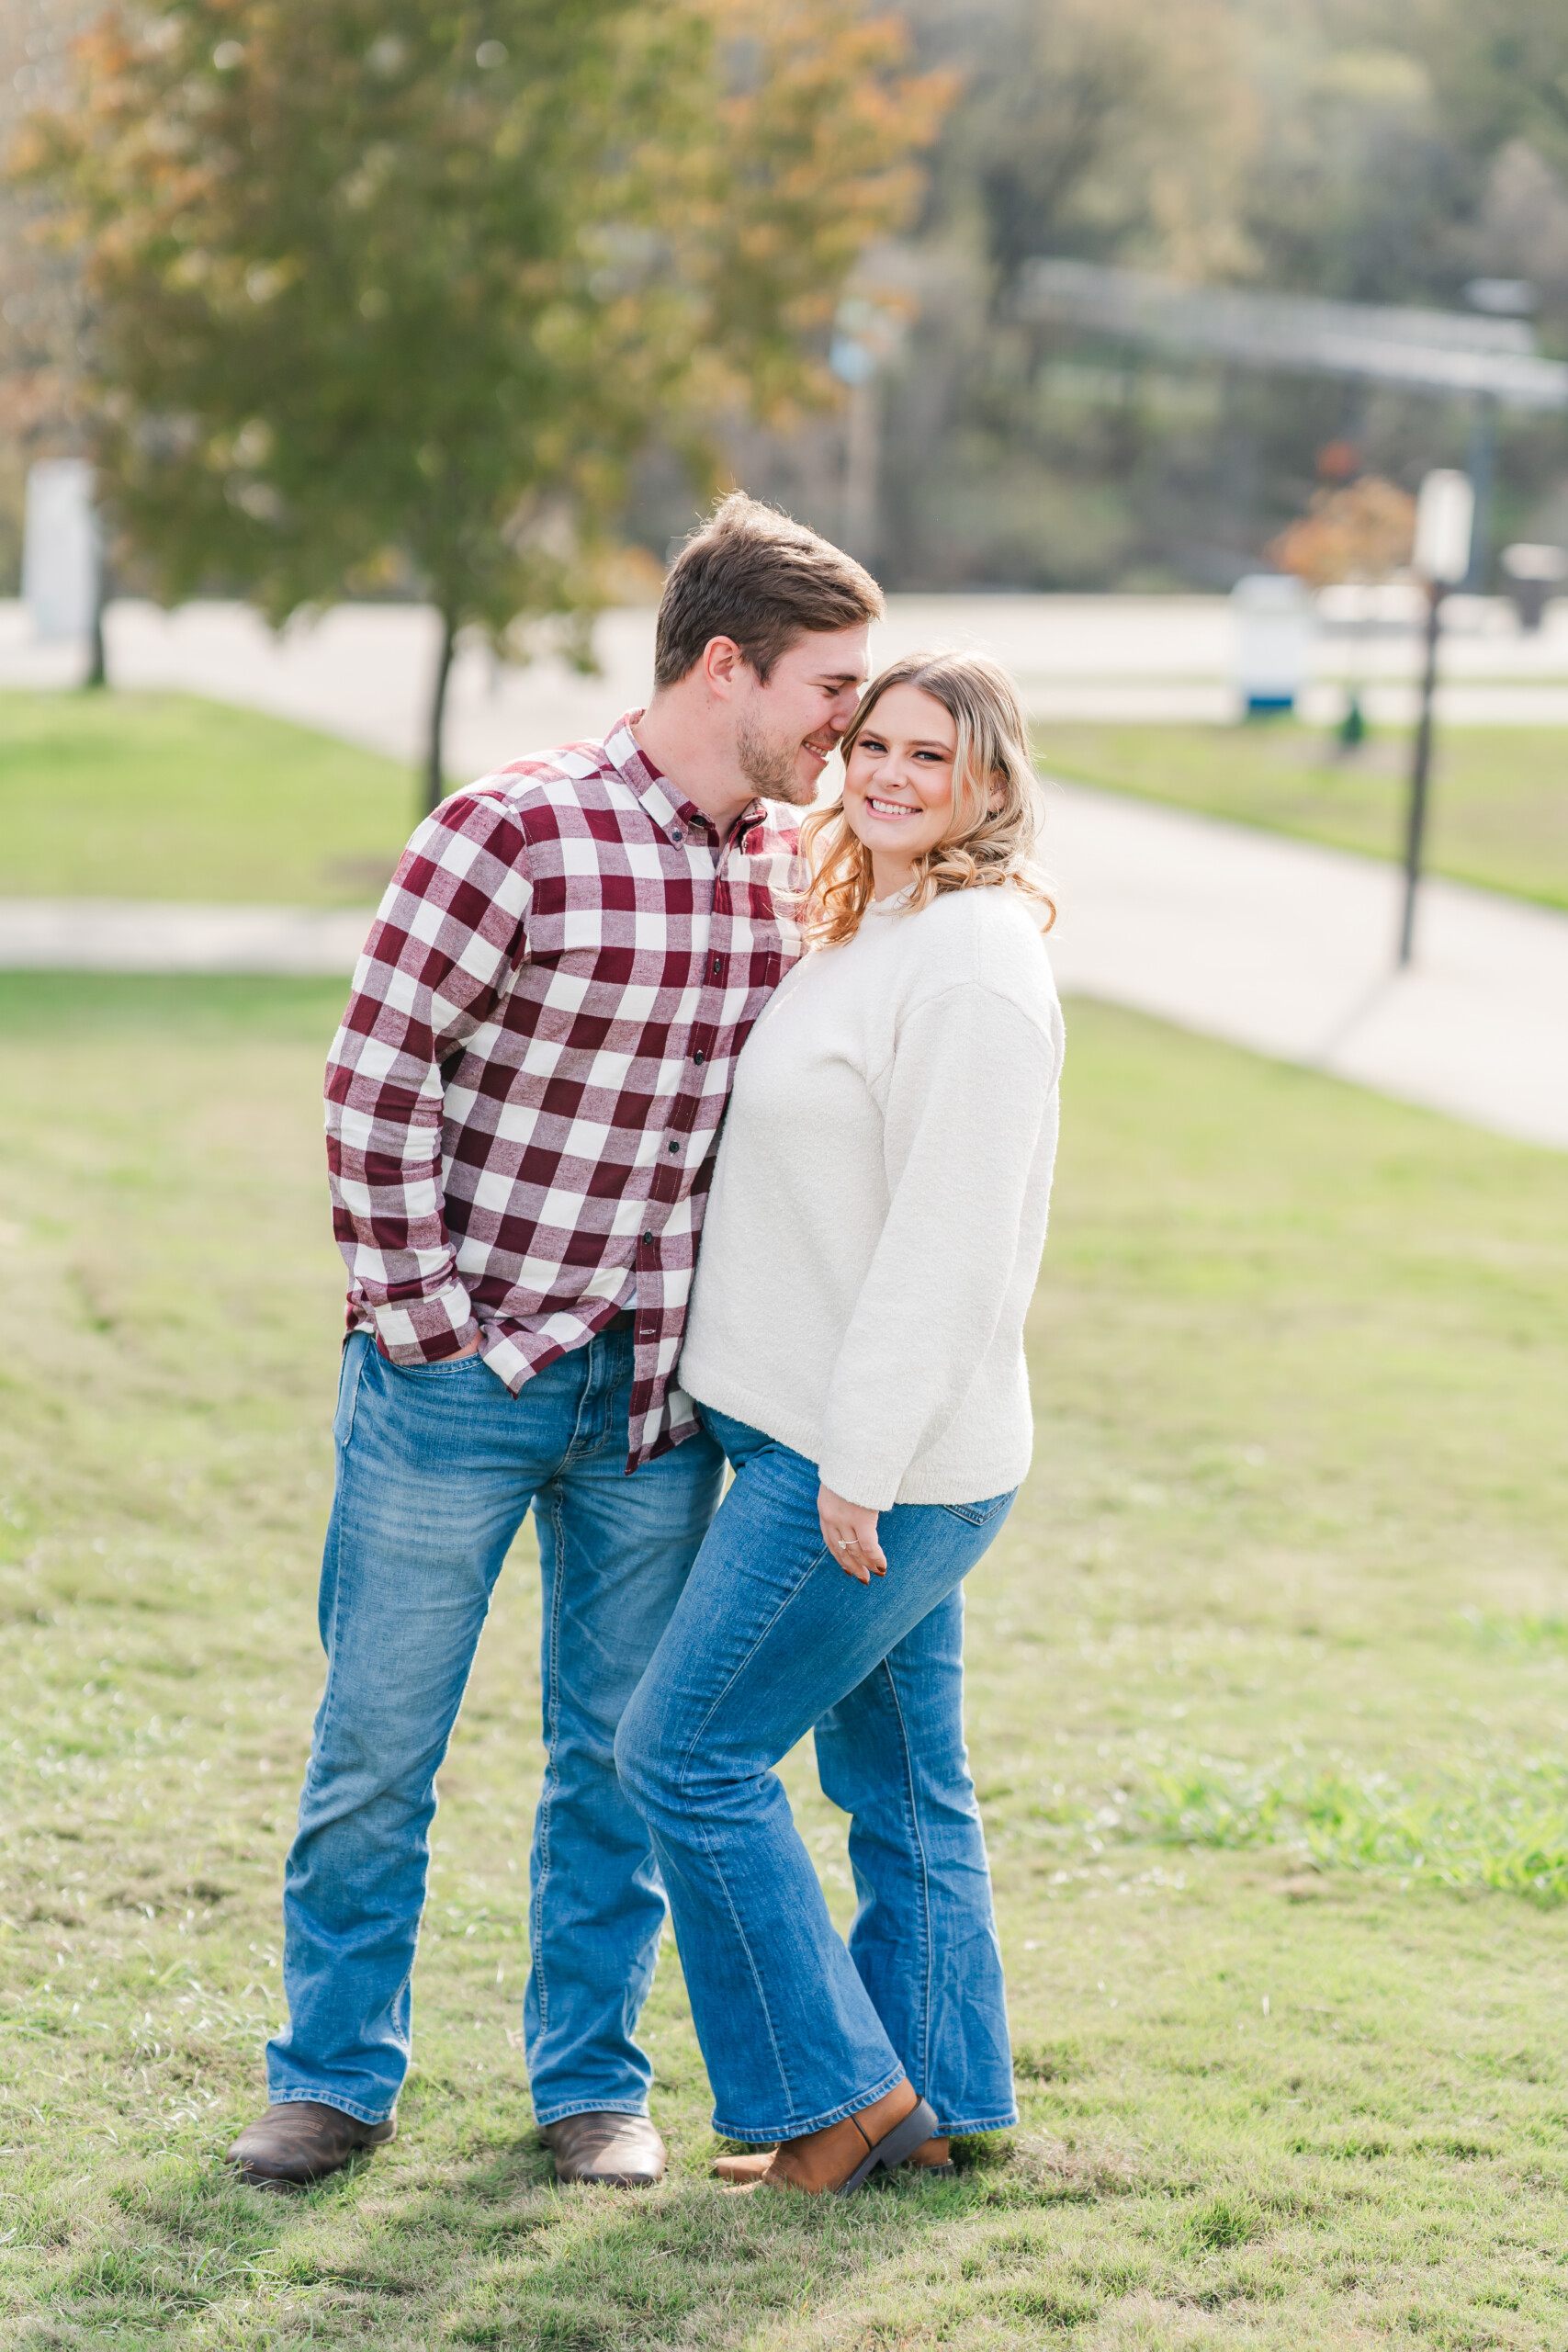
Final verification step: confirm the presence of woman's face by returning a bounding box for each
[840,684,960,879]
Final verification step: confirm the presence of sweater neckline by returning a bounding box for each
[865,882,917,917]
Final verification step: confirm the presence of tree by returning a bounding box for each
[921,0,1258,290]
[1417,0,1568,184]
[17,0,949,808]
[1268,477,1416,586]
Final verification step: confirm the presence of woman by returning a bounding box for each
[615,650,1063,2194]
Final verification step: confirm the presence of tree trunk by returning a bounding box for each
[423,607,457,815]
[82,568,108,691]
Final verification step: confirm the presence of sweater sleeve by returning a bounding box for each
[817,981,1057,1510]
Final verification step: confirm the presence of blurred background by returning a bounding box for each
[5,0,1568,597]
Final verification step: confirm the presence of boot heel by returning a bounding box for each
[836,2098,940,2197]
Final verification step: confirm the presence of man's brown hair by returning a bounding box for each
[653,492,884,689]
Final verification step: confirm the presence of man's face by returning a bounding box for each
[733,624,873,807]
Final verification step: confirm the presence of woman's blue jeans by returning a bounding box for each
[615,1408,1018,2143]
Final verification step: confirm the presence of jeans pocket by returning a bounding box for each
[333,1333,370,1451]
[939,1488,1016,1529]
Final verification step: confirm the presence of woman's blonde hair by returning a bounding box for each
[798,650,1055,948]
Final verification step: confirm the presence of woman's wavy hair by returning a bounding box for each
[798,650,1055,949]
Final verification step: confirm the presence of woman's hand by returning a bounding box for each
[818,1485,886,1584]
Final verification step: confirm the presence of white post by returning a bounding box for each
[22,460,101,643]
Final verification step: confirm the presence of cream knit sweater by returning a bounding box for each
[679,880,1064,1510]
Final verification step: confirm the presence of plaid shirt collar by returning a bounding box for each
[607,712,770,855]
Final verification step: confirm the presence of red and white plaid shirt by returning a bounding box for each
[324,713,801,1471]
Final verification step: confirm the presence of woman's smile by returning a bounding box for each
[841,681,960,895]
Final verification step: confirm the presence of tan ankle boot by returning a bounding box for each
[715,2132,951,2184]
[737,2082,939,2197]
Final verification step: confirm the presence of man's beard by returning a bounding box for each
[737,716,818,807]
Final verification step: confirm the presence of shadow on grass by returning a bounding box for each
[38,2126,1055,2349]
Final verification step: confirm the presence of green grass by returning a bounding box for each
[3,977,1568,2347]
[6,691,1568,925]
[0,691,415,903]
[1035,720,1568,911]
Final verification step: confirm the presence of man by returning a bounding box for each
[229,494,881,2191]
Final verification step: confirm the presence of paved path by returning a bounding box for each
[1043,788,1568,1153]
[5,594,1568,752]
[3,595,1564,1151]
[6,787,1564,1152]
[0,898,370,977]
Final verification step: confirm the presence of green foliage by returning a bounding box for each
[931,0,1254,287]
[873,0,1568,591]
[14,0,948,791]
[1422,0,1568,187]
[23,0,698,635]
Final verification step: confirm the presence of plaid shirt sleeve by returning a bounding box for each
[324,790,533,1364]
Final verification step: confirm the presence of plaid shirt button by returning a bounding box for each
[324,712,801,1474]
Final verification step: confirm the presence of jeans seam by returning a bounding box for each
[877,1655,934,2102]
[310,1488,351,1775]
[663,1514,838,2129]
[315,1338,370,1763]
[531,1483,570,2046]
[335,1331,369,1451]
[691,1811,797,2123]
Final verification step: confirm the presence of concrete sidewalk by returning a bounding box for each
[4,592,1563,1149]
[1043,787,1568,1153]
[6,594,1568,749]
[6,785,1564,1153]
[0,898,371,977]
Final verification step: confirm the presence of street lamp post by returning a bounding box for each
[1398,582,1442,967]
[1398,469,1474,968]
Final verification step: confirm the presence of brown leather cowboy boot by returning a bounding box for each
[539,2111,667,2186]
[228,2100,396,2189]
[725,2081,939,2196]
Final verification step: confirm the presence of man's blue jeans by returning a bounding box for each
[266,1327,724,2127]
[615,1408,1018,2143]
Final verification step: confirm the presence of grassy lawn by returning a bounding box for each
[0,692,414,903]
[1034,721,1568,912]
[3,977,1568,2348]
[6,690,1567,924]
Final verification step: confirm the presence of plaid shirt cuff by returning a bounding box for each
[370,1280,478,1364]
